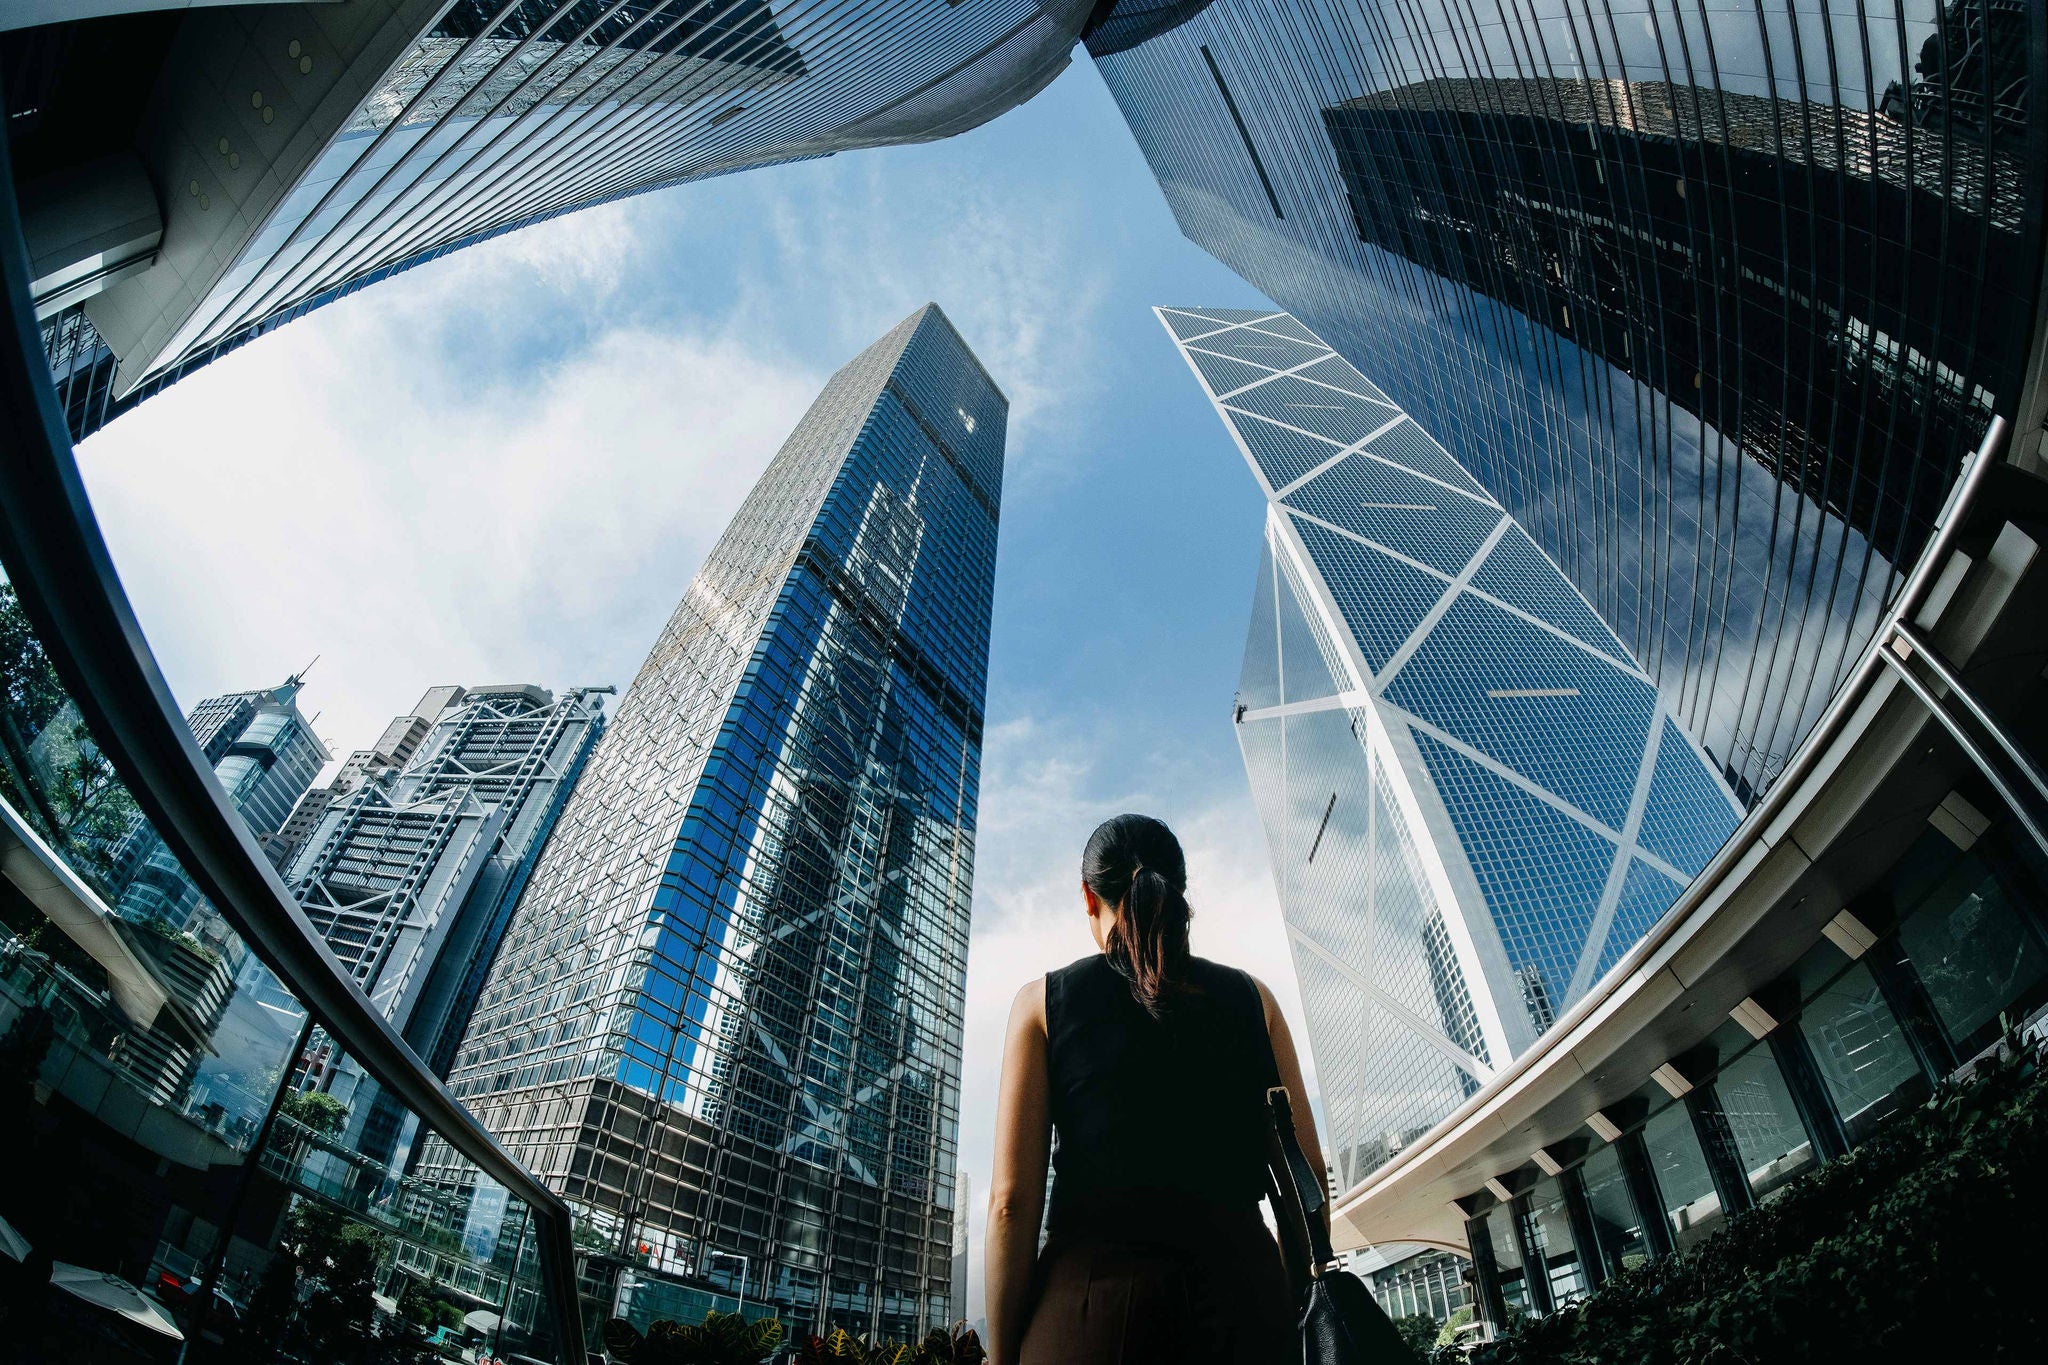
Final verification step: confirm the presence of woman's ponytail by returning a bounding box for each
[1085,815,1193,1016]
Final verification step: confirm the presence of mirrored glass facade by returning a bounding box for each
[1163,306,1741,1186]
[27,0,1093,439]
[441,304,1001,1341]
[1094,0,2046,803]
[0,579,568,1361]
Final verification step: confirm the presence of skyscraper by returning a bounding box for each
[102,674,325,1139]
[12,0,1092,438]
[287,683,607,1073]
[442,305,1002,1340]
[116,673,327,931]
[1088,0,2047,805]
[1161,306,1742,1186]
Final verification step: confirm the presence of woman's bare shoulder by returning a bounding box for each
[1008,975,1047,1030]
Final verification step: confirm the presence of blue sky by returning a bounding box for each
[75,59,1309,1317]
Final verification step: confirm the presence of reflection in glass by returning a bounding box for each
[0,574,562,1360]
[1800,963,1928,1143]
[1715,1046,1816,1202]
[1486,1203,1528,1319]
[1642,1102,1720,1251]
[1093,0,2045,806]
[1521,1176,1587,1307]
[1891,827,2048,1052]
[1577,1143,1647,1277]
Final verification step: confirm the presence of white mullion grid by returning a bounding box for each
[1373,514,1514,689]
[1157,307,1286,344]
[1565,709,1670,1004]
[1238,690,1375,724]
[1281,508,1656,683]
[1379,698,1689,885]
[1289,926,1495,1082]
[1215,346,1341,399]
[1263,424,1502,509]
[1270,510,1524,1072]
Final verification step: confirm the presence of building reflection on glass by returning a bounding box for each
[1090,0,2045,802]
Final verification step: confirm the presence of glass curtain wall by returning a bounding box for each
[1466,792,2048,1333]
[1089,0,2047,807]
[0,573,566,1362]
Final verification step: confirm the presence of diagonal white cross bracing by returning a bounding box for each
[1267,428,1502,508]
[1238,690,1375,724]
[1157,307,1286,344]
[1279,508,1654,683]
[1216,349,1342,399]
[1377,697,1687,886]
[1289,926,1496,1082]
[1374,514,1514,688]
[1565,710,1670,1004]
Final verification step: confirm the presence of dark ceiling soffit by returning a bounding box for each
[0,99,584,1358]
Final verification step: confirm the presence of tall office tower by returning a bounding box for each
[950,1168,972,1325]
[116,673,328,930]
[271,681,467,867]
[1090,0,2048,804]
[7,0,1090,439]
[442,305,1002,1340]
[288,684,607,1073]
[1162,307,1743,1186]
[104,673,327,1132]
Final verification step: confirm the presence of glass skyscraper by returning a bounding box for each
[441,304,1002,1341]
[1162,305,1742,1186]
[1089,0,2045,805]
[94,675,325,1146]
[16,0,1093,438]
[287,683,606,1075]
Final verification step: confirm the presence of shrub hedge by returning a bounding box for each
[1448,1035,2046,1365]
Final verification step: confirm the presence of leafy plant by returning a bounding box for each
[605,1310,786,1364]
[281,1088,350,1136]
[1455,1031,2048,1365]
[794,1322,984,1365]
[603,1312,983,1365]
[1393,1313,1441,1358]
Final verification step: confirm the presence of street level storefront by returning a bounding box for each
[1332,425,2048,1337]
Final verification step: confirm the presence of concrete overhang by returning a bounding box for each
[1331,448,2048,1255]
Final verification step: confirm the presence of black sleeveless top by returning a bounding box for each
[1044,954,1274,1220]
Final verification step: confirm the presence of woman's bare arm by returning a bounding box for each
[985,978,1051,1365]
[1255,976,1328,1226]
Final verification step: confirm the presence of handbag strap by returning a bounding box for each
[1267,1084,1338,1273]
[1240,969,1337,1277]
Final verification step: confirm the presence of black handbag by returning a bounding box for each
[1261,1083,1422,1365]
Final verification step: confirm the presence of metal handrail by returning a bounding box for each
[1892,621,2048,815]
[1333,411,2012,1223]
[0,106,585,1358]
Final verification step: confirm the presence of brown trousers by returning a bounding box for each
[1017,1192,1296,1364]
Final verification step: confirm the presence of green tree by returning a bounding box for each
[274,1202,391,1364]
[281,1088,350,1136]
[1394,1313,1442,1358]
[1436,1305,1475,1348]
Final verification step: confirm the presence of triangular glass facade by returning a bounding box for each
[1162,306,1744,1185]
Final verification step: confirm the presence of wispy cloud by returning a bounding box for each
[725,153,1112,481]
[78,209,822,759]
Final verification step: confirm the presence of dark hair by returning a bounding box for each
[1084,814,1193,1016]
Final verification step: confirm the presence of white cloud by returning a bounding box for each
[728,155,1111,484]
[76,212,820,764]
[954,712,1310,1324]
